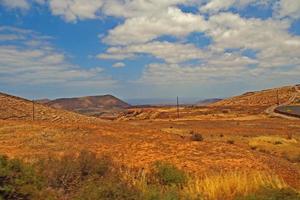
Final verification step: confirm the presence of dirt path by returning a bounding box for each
[265,85,300,120]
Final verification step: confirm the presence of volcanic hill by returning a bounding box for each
[46,95,131,119]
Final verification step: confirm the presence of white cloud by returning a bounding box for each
[0,26,116,87]
[103,7,208,45]
[200,0,273,14]
[49,0,105,22]
[138,62,247,85]
[0,0,29,10]
[99,41,208,63]
[102,0,196,18]
[200,0,236,13]
[46,0,196,21]
[112,62,125,68]
[0,0,45,10]
[0,34,24,41]
[274,0,300,19]
[2,1,300,90]
[98,10,300,85]
[205,13,300,69]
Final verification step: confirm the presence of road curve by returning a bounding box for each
[265,85,300,120]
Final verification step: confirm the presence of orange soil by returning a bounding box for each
[0,117,299,188]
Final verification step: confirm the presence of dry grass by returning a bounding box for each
[183,171,287,200]
[211,86,297,107]
[249,136,300,162]
[120,168,290,200]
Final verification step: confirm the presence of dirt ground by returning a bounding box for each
[0,111,299,188]
[1,86,300,189]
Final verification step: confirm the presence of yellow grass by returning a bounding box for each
[183,171,287,200]
[119,168,288,200]
[249,136,300,162]
[249,136,298,146]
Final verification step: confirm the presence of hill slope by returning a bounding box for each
[0,92,98,123]
[196,98,223,106]
[46,95,131,118]
[210,85,299,107]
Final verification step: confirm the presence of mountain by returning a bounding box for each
[0,92,98,123]
[46,95,131,119]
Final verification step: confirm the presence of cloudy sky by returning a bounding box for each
[0,0,300,100]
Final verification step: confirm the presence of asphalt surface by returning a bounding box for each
[275,105,300,118]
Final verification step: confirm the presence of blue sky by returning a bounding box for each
[0,0,300,101]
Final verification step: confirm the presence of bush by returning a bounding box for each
[274,141,282,145]
[77,150,111,177]
[190,132,204,142]
[154,162,187,186]
[74,178,141,200]
[236,187,300,200]
[142,186,180,200]
[37,151,112,193]
[227,140,235,144]
[0,155,44,200]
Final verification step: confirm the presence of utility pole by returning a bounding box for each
[32,99,35,121]
[177,96,179,119]
[276,90,280,105]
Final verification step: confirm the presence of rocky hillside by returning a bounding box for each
[0,92,98,123]
[210,85,299,107]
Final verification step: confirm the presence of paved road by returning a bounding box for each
[265,85,300,120]
[275,105,300,118]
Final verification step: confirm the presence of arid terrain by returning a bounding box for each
[42,94,130,119]
[0,85,300,199]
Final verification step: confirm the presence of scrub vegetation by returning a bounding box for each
[0,151,298,200]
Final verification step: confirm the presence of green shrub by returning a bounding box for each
[191,132,204,142]
[77,150,111,177]
[37,151,112,193]
[74,178,141,200]
[0,155,44,200]
[236,187,300,200]
[142,186,180,200]
[154,162,187,186]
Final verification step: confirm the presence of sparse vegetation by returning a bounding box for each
[236,187,300,200]
[36,151,112,193]
[182,171,289,200]
[0,155,46,200]
[1,85,300,200]
[227,139,235,144]
[1,153,296,200]
[154,161,187,186]
[249,136,300,162]
[274,141,283,145]
[190,132,204,142]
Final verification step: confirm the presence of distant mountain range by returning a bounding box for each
[126,98,222,106]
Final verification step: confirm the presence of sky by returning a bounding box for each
[0,0,300,101]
